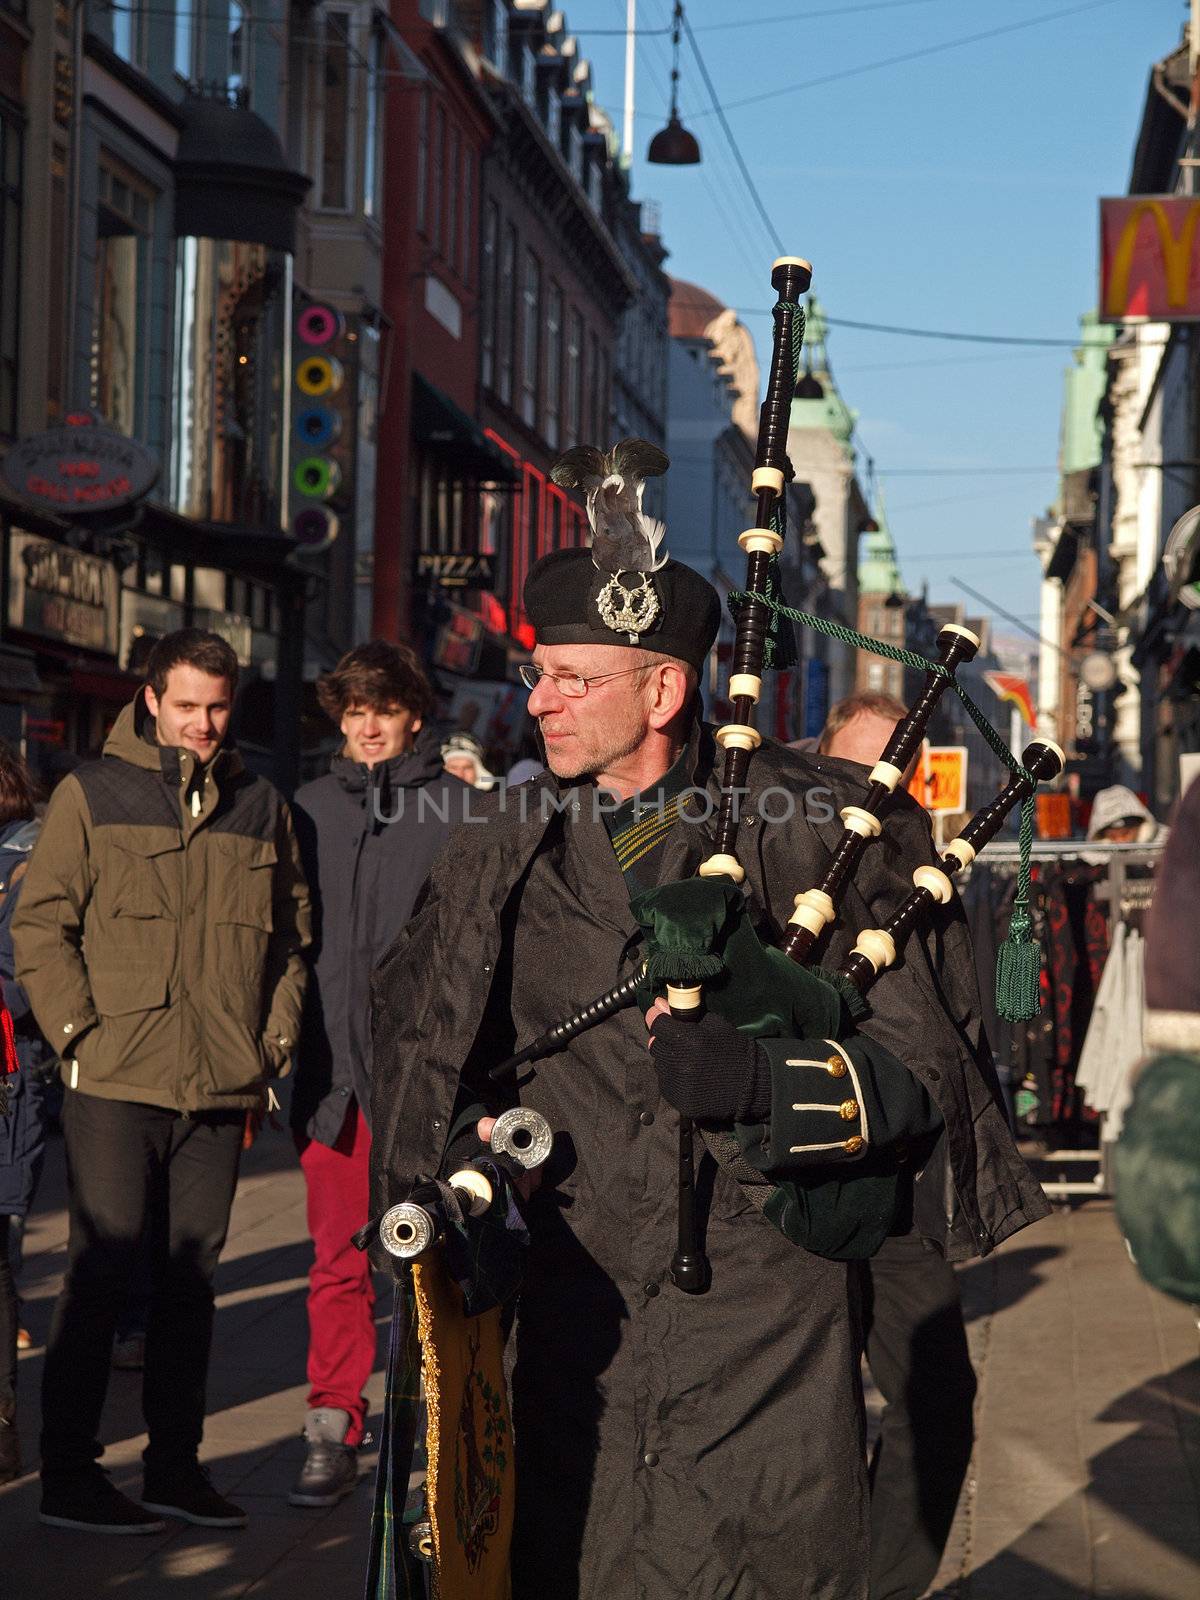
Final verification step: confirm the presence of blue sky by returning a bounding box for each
[569,0,1186,644]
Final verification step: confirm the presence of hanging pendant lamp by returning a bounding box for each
[647,2,701,165]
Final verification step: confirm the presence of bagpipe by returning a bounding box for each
[367,257,1063,1598]
[487,256,1064,1289]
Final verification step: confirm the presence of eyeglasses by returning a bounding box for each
[518,662,654,698]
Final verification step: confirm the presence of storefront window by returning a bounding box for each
[91,159,154,437]
[171,236,292,528]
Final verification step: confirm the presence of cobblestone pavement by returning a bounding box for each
[2,1129,1198,1597]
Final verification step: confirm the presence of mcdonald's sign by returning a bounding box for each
[1100,197,1200,321]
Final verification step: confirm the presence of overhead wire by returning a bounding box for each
[572,0,961,37]
[691,0,1125,117]
[680,9,785,255]
[629,0,775,277]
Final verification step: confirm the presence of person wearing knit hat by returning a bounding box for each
[441,732,499,792]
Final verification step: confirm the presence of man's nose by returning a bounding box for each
[526,674,559,715]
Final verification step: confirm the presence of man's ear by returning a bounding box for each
[649,664,689,731]
[144,684,160,719]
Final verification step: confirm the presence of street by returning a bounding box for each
[0,1126,1196,1598]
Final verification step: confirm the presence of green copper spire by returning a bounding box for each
[789,296,857,446]
[858,485,903,595]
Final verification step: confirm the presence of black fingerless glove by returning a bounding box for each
[649,1009,771,1122]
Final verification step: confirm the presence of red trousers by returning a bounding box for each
[295,1101,376,1446]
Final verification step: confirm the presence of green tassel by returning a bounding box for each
[643,949,725,985]
[812,966,869,1023]
[995,910,1043,1023]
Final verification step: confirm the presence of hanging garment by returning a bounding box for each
[1075,923,1145,1141]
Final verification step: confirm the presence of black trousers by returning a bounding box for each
[0,1212,14,1419]
[40,1091,243,1478]
[861,1228,977,1600]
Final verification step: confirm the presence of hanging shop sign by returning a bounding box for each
[2,412,159,514]
[8,531,120,655]
[415,552,497,590]
[1100,197,1200,322]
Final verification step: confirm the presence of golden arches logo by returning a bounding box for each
[1104,199,1200,318]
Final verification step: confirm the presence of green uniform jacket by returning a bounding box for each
[12,693,311,1113]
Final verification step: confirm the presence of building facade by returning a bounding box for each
[2,1,318,789]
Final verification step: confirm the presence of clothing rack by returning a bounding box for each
[977,838,1164,1200]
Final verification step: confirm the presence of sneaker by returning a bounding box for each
[288,1407,358,1508]
[40,1467,166,1534]
[142,1463,247,1528]
[111,1334,145,1371]
[0,1415,19,1484]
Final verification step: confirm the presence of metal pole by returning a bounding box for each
[623,0,636,164]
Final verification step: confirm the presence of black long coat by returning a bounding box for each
[370,727,1048,1599]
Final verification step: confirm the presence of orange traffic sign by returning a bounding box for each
[908,744,968,813]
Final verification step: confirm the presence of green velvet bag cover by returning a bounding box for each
[630,876,897,1259]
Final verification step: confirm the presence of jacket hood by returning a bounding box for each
[332,722,447,795]
[1086,784,1157,842]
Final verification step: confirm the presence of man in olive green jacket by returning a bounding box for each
[13,628,310,1535]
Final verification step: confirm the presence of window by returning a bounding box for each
[520,250,540,428]
[47,145,67,418]
[546,89,561,149]
[497,222,516,406]
[543,283,562,448]
[488,0,508,75]
[416,91,429,234]
[363,23,384,219]
[586,329,599,442]
[568,123,583,182]
[0,112,20,436]
[520,42,535,106]
[564,307,582,445]
[598,349,610,441]
[446,127,459,268]
[480,199,498,389]
[111,0,141,64]
[173,1,193,80]
[319,9,352,210]
[431,105,445,251]
[460,148,473,281]
[228,0,247,91]
[91,159,153,437]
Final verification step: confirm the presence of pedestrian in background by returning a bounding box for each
[288,641,462,1507]
[818,690,977,1600]
[12,629,311,1534]
[440,730,500,791]
[0,741,51,1484]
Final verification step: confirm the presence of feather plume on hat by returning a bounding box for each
[551,439,670,575]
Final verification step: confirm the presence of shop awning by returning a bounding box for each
[412,375,520,484]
